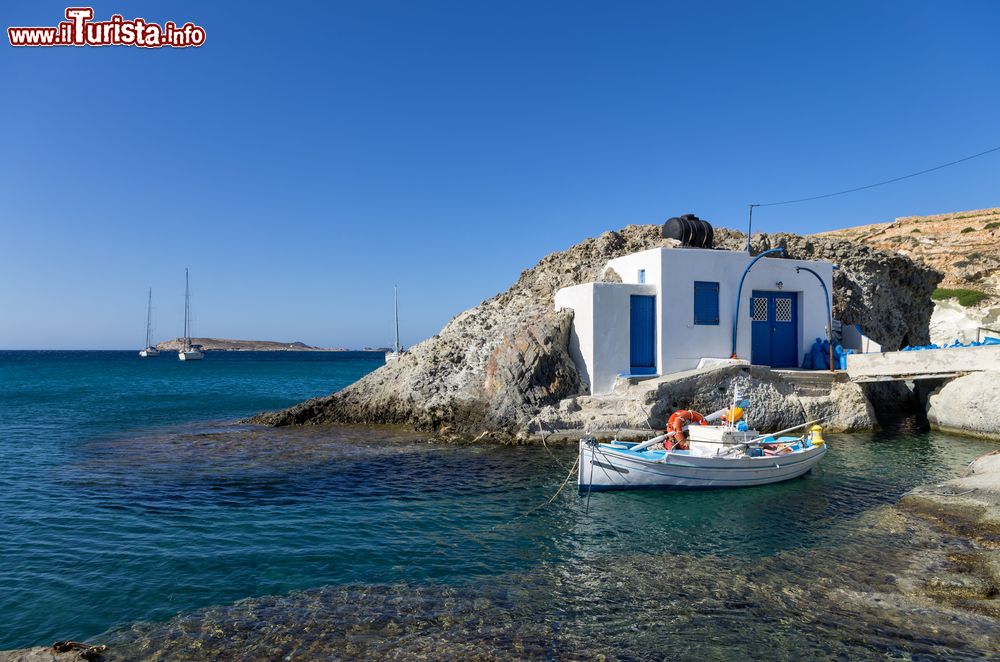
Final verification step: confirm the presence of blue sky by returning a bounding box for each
[2,1,999,349]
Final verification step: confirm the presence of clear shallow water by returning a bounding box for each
[2,351,999,658]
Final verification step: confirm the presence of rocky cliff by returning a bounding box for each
[249,225,941,439]
[818,207,1000,343]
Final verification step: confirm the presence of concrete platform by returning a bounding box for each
[846,345,1000,382]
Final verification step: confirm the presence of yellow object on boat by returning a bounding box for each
[723,406,744,423]
[809,425,825,447]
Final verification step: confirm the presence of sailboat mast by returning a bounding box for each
[393,285,400,353]
[146,288,153,347]
[184,268,191,346]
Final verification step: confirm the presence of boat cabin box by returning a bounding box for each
[554,246,835,395]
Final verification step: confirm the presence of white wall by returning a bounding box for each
[554,284,595,391]
[646,248,832,373]
[558,247,834,394]
[555,281,657,395]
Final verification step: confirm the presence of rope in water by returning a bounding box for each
[540,432,569,472]
[491,453,580,531]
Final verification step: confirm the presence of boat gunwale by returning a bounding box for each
[579,443,826,488]
[591,441,826,471]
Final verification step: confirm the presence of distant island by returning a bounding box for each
[154,338,375,352]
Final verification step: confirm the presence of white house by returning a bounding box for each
[554,245,835,395]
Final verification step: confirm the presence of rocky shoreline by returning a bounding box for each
[897,449,1000,619]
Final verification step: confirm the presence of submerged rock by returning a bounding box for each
[0,644,106,662]
[899,450,1000,619]
[250,225,940,439]
[35,518,1000,661]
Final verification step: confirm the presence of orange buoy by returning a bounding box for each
[665,410,707,450]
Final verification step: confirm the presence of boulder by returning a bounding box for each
[251,225,939,439]
[532,364,876,437]
[899,450,1000,583]
[926,372,1000,440]
[0,644,104,661]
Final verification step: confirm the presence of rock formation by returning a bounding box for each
[818,207,1000,344]
[899,449,1000,616]
[532,364,877,438]
[926,372,1000,440]
[250,226,666,435]
[250,225,941,440]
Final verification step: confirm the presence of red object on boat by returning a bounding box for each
[665,410,707,450]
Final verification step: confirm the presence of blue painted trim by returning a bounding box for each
[693,280,720,325]
[629,294,656,373]
[795,266,833,370]
[731,247,785,358]
[579,470,817,492]
[599,446,822,472]
[582,458,818,486]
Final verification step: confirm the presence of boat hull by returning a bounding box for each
[139,348,160,358]
[178,350,204,361]
[578,440,827,491]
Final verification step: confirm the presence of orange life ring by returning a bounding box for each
[665,410,707,450]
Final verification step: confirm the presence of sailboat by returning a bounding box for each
[178,268,204,361]
[138,288,160,358]
[384,285,403,362]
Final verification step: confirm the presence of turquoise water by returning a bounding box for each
[2,351,999,658]
[0,350,382,649]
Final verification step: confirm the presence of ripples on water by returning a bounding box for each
[2,352,999,658]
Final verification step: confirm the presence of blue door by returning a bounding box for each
[630,295,656,375]
[750,291,798,368]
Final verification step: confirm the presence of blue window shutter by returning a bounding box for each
[694,281,720,325]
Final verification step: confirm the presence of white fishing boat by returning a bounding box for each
[578,393,827,491]
[384,285,404,363]
[138,287,160,358]
[178,268,204,361]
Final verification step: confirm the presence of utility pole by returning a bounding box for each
[746,204,760,252]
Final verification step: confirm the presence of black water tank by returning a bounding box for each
[661,214,714,248]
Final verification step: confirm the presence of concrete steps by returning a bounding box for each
[772,369,849,397]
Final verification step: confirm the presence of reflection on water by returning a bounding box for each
[3,422,1000,658]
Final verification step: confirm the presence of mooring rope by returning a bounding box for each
[584,443,594,514]
[490,453,581,531]
[540,432,569,472]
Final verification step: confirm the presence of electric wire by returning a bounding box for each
[753,144,1000,207]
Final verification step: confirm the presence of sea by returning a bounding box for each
[1,350,998,659]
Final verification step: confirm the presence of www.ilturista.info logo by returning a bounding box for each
[8,7,205,48]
